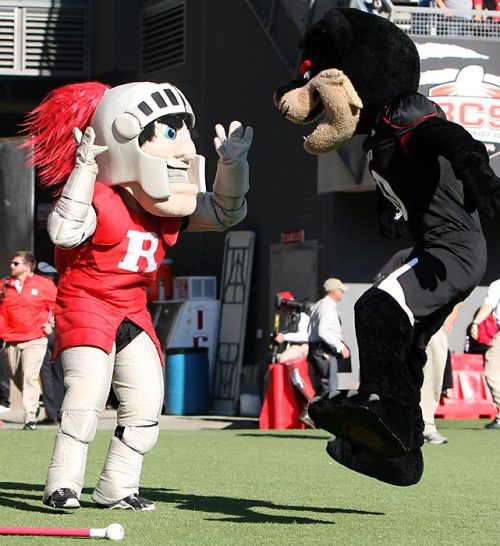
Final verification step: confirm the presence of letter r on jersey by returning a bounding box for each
[118,230,159,273]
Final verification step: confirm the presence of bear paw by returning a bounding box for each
[326,437,423,486]
[309,390,409,458]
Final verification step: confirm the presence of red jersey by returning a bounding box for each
[53,183,181,362]
[0,274,57,342]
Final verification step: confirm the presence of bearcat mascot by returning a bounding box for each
[23,82,253,509]
[274,8,500,486]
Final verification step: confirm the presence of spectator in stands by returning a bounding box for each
[421,305,460,444]
[36,262,65,425]
[472,0,499,13]
[364,0,385,15]
[469,279,500,429]
[472,0,500,36]
[435,0,476,36]
[307,278,350,396]
[412,0,438,36]
[0,251,57,430]
[473,0,499,8]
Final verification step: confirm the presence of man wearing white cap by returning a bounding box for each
[307,278,350,396]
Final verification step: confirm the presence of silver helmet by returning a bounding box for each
[91,81,195,199]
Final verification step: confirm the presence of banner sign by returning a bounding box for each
[417,39,500,170]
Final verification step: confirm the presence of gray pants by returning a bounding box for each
[44,331,164,505]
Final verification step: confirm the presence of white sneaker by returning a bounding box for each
[0,405,10,414]
[424,431,448,444]
[299,409,316,429]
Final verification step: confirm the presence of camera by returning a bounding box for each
[275,293,305,313]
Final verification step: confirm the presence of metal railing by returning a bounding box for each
[389,5,500,39]
[245,0,500,77]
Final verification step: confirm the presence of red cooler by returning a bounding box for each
[148,259,173,301]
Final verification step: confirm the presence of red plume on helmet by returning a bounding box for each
[20,81,111,190]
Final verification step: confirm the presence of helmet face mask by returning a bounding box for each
[138,113,194,148]
[139,116,196,170]
[91,82,199,202]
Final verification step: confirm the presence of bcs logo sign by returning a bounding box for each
[418,43,500,157]
[429,65,500,154]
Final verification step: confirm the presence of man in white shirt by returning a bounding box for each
[307,278,350,396]
[470,279,500,429]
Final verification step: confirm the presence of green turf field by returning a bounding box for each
[0,420,499,545]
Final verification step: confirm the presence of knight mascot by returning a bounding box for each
[274,8,500,485]
[23,81,253,509]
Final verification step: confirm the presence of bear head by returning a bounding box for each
[274,8,420,154]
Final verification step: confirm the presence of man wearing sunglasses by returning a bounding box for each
[0,251,57,430]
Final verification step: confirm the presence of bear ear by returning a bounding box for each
[322,9,354,57]
[298,9,353,60]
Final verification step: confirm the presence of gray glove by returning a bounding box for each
[213,121,253,200]
[214,121,253,165]
[186,121,253,231]
[60,127,108,203]
[73,127,108,167]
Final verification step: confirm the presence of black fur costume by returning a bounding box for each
[274,8,500,486]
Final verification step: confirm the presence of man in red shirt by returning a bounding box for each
[0,251,57,430]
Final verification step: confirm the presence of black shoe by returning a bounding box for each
[485,417,500,429]
[22,421,37,430]
[96,493,155,511]
[44,488,80,509]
